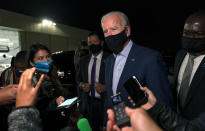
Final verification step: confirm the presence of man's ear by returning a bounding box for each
[30,61,34,66]
[126,26,131,37]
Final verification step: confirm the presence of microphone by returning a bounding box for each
[77,118,92,131]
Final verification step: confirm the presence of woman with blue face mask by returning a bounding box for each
[27,43,69,131]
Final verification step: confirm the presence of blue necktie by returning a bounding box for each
[91,57,97,97]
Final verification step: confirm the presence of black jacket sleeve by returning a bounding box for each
[147,101,204,131]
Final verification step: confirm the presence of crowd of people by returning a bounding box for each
[0,9,205,131]
[0,44,72,131]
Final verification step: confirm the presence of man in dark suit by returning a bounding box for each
[101,11,174,124]
[76,32,110,131]
[174,10,205,121]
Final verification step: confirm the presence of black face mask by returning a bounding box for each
[181,37,205,55]
[105,30,128,54]
[89,44,102,54]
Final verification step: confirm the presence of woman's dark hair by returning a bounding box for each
[27,43,51,67]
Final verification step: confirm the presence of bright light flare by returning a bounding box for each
[42,19,56,26]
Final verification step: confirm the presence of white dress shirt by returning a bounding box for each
[112,40,133,94]
[88,51,103,98]
[177,53,205,93]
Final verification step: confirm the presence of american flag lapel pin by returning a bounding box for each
[131,58,135,62]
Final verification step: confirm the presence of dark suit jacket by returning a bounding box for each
[174,50,205,120]
[76,51,110,116]
[104,42,174,124]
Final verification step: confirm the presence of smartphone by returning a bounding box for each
[123,76,148,107]
[57,97,78,109]
[32,71,41,87]
[111,92,129,127]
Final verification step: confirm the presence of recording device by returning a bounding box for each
[123,76,148,107]
[31,70,42,87]
[111,92,129,127]
[77,118,92,131]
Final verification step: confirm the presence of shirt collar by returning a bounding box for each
[188,53,205,60]
[92,51,103,60]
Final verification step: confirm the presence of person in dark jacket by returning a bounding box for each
[76,31,110,131]
[101,11,174,126]
[173,10,205,121]
[143,87,204,131]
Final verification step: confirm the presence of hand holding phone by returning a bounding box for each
[57,97,78,109]
[123,76,148,107]
[32,71,41,87]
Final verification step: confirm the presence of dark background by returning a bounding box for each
[0,0,204,54]
[0,0,204,96]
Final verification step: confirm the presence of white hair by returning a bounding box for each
[101,11,130,28]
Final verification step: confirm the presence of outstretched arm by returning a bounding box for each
[0,84,18,105]
[8,67,45,131]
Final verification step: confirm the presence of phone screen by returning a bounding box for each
[111,94,123,105]
[123,76,147,107]
[57,97,78,108]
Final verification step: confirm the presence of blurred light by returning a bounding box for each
[57,71,64,77]
[52,51,63,54]
[42,19,56,26]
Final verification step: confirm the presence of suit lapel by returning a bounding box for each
[99,52,106,83]
[175,51,187,82]
[84,55,91,82]
[184,57,205,107]
[108,55,115,96]
[174,51,187,110]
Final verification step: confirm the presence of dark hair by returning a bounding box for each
[27,43,51,67]
[14,51,27,68]
[88,31,104,41]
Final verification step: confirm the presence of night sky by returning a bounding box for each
[0,0,205,55]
